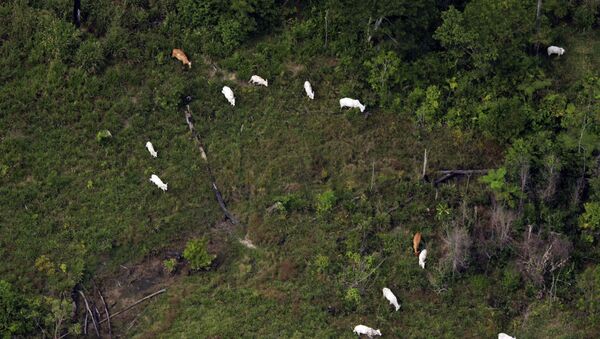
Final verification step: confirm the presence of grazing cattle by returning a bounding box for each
[171,49,192,68]
[150,174,168,191]
[413,232,422,255]
[249,75,268,87]
[419,249,427,269]
[353,325,381,338]
[304,81,314,100]
[222,86,235,106]
[498,333,516,339]
[340,98,366,113]
[145,141,157,158]
[382,287,400,311]
[547,46,565,56]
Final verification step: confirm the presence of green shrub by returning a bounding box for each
[344,287,361,308]
[183,238,215,270]
[0,280,36,336]
[501,266,521,292]
[272,193,308,213]
[580,202,600,243]
[364,50,402,104]
[577,265,600,321]
[313,254,330,274]
[95,129,112,142]
[415,85,442,128]
[163,259,177,274]
[316,190,336,215]
[479,168,521,207]
[573,4,597,32]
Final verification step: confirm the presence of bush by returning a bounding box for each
[95,129,112,143]
[573,4,597,32]
[580,202,600,243]
[479,168,521,207]
[344,287,361,309]
[0,280,35,336]
[316,190,336,215]
[313,254,330,274]
[577,265,600,321]
[501,265,521,292]
[163,259,177,274]
[183,238,215,270]
[364,50,402,104]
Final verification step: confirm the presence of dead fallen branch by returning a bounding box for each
[98,288,166,324]
[78,291,100,337]
[96,285,112,338]
[184,105,242,226]
[83,312,88,335]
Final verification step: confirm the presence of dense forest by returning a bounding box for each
[0,0,599,337]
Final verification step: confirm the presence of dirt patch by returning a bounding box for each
[81,217,243,336]
[91,249,184,335]
[102,256,175,310]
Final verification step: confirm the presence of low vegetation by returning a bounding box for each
[0,0,599,337]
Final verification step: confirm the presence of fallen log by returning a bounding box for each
[436,169,491,175]
[434,169,490,186]
[98,288,166,324]
[184,105,241,226]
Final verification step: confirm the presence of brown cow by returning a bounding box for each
[413,232,422,255]
[171,49,191,68]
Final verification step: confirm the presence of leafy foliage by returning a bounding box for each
[479,168,521,207]
[0,0,599,337]
[183,238,215,271]
[315,190,336,215]
[0,281,36,336]
[580,202,600,243]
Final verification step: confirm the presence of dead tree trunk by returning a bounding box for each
[73,0,81,28]
[422,149,428,180]
[535,0,543,55]
[184,105,241,226]
[367,16,384,43]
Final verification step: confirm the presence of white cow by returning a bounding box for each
[304,81,314,100]
[340,98,366,113]
[382,287,400,311]
[222,86,235,106]
[498,333,516,339]
[145,141,157,158]
[547,46,565,56]
[150,174,167,191]
[353,325,381,338]
[419,249,427,269]
[249,75,268,87]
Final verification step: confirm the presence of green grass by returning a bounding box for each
[1,1,599,337]
[553,30,600,89]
